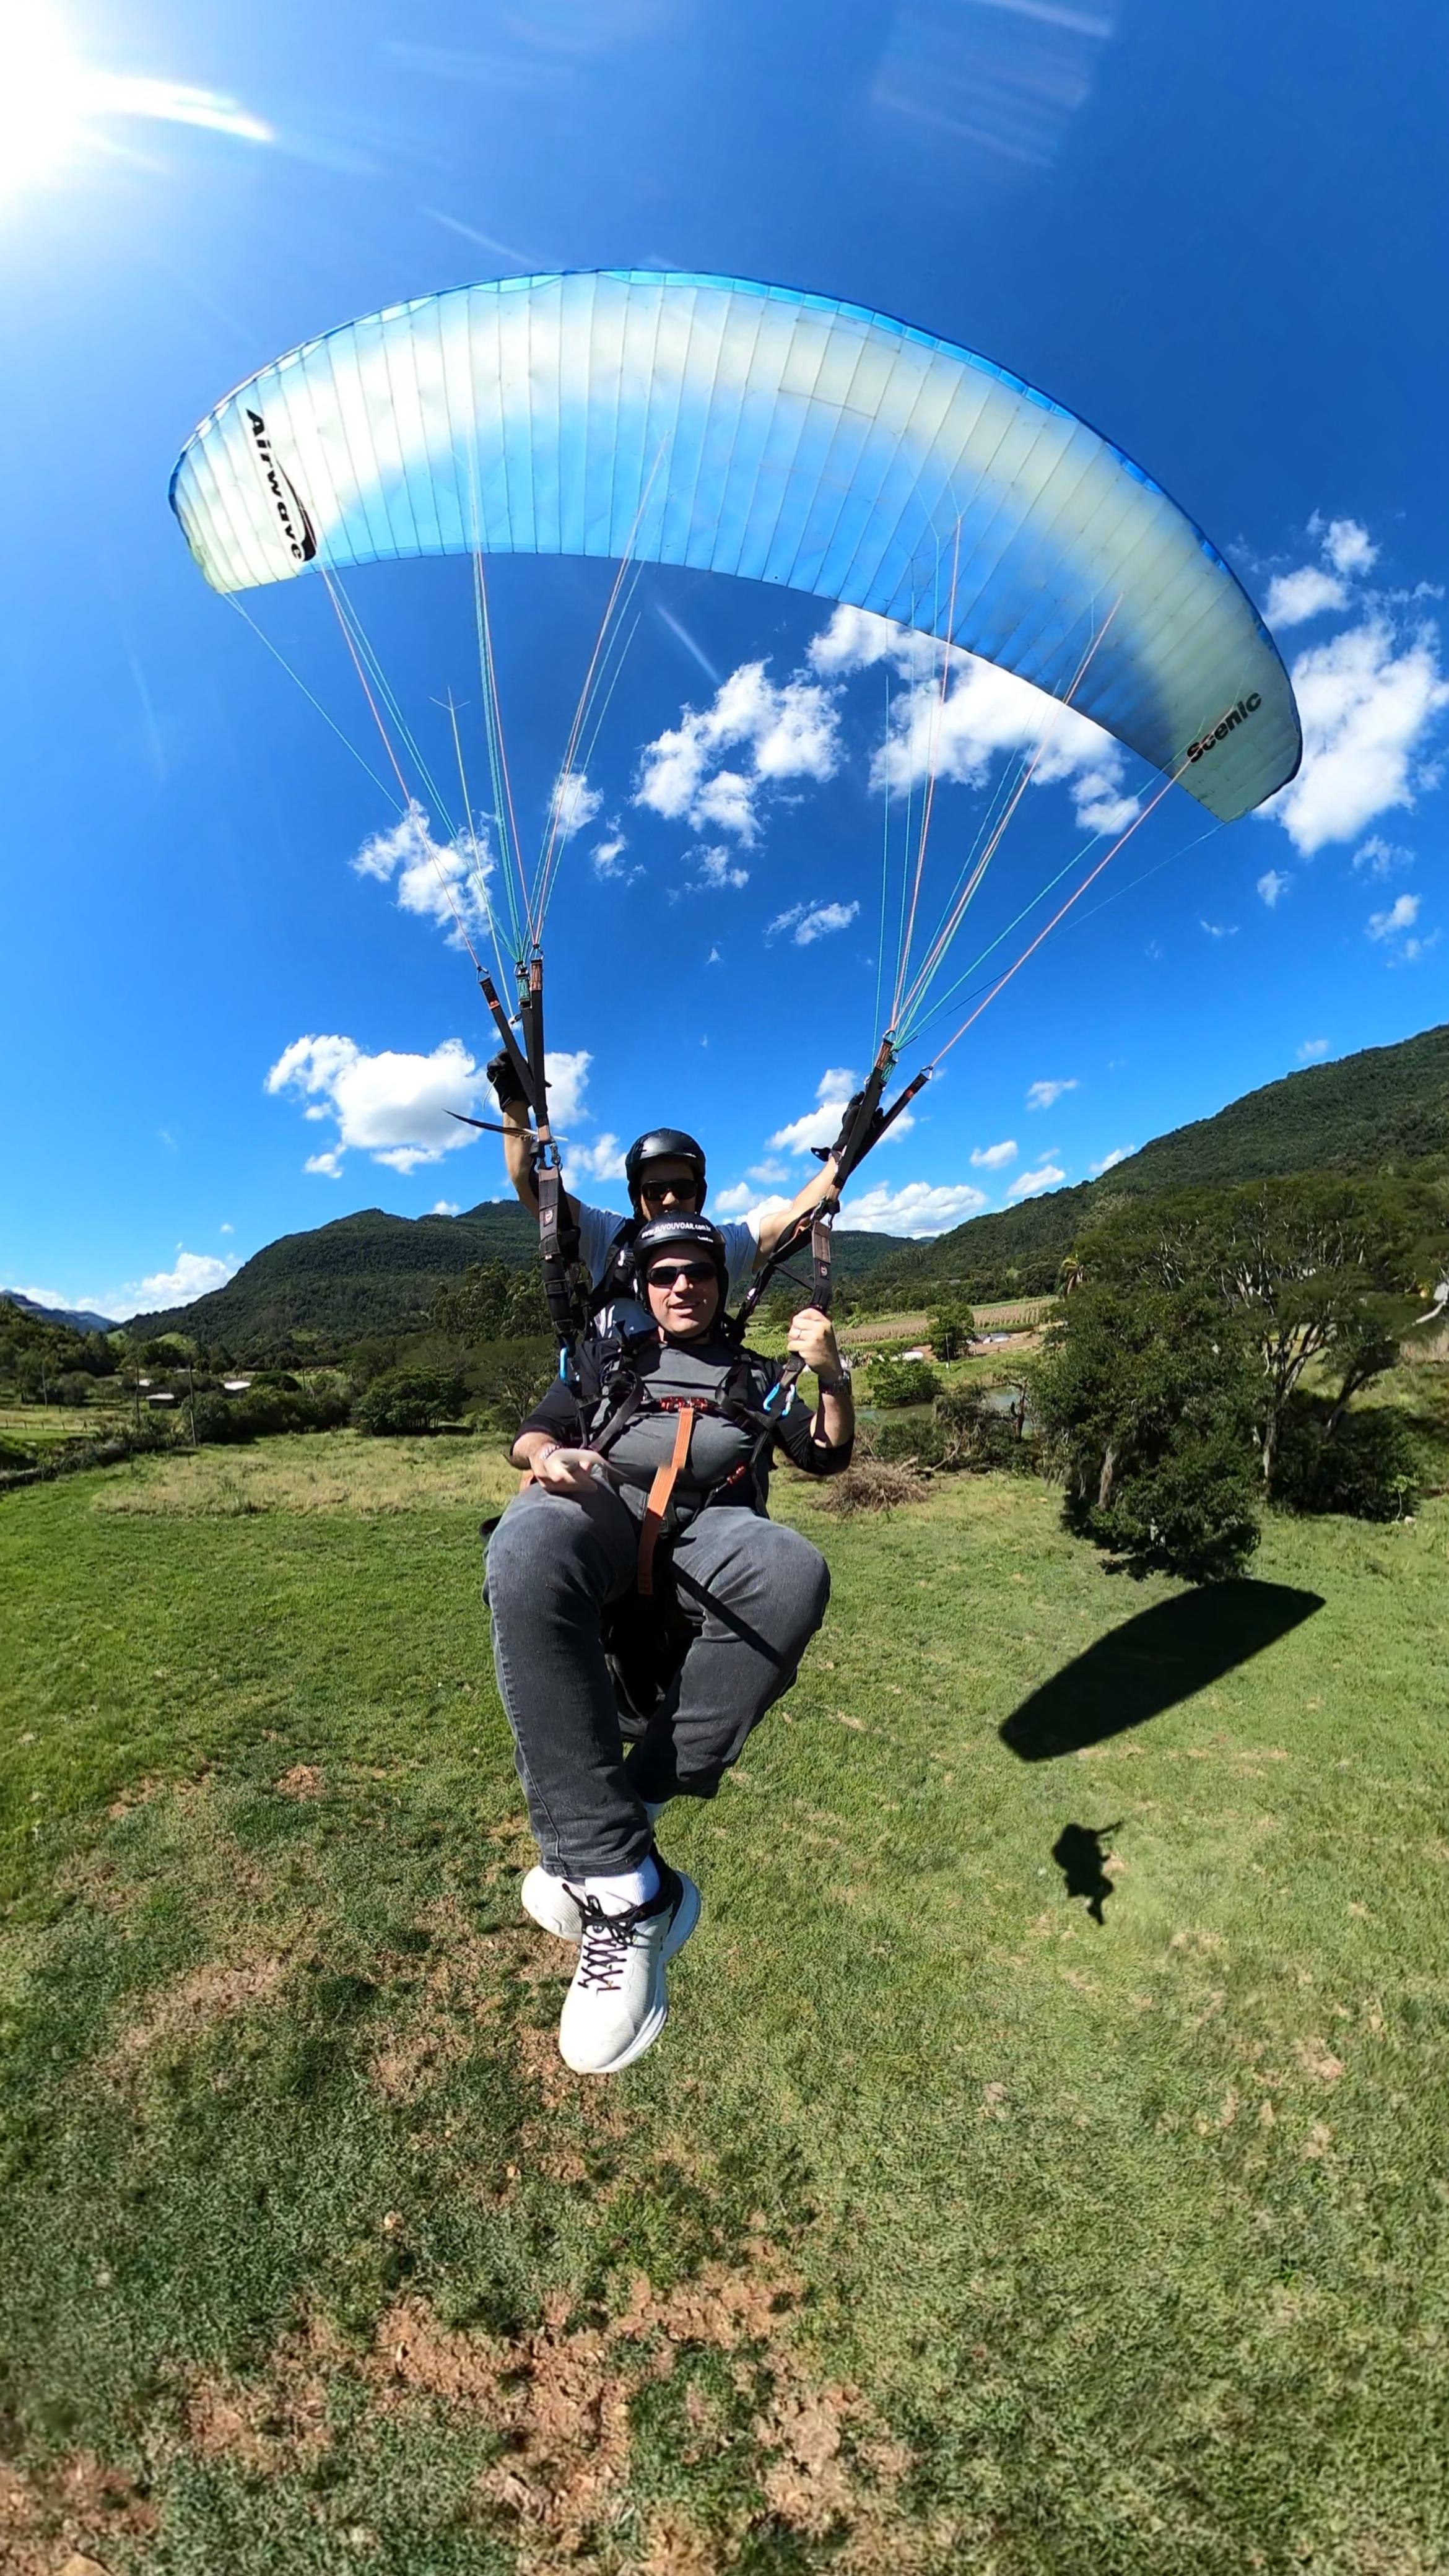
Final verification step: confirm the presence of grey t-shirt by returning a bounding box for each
[603,1339,760,1513]
[574,1199,760,1338]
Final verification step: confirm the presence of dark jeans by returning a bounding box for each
[484,1480,830,1878]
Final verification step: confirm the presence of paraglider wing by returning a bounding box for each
[170,271,1300,822]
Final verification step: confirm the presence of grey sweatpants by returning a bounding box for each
[484,1480,830,1878]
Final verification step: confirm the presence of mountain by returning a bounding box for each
[128,1201,541,1351]
[1,1289,119,1334]
[867,1021,1449,1302]
[126,1197,914,1354]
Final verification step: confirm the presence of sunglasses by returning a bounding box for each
[638,1178,699,1201]
[646,1260,717,1288]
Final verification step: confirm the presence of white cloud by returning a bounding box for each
[562,1131,627,1188]
[1089,1146,1134,1176]
[1297,1038,1330,1063]
[219,1222,234,1235]
[696,845,749,890]
[266,1033,489,1175]
[770,1068,856,1155]
[767,899,860,946]
[1366,892,1421,941]
[1007,1162,1067,1199]
[1027,1078,1076,1111]
[269,1035,597,1174]
[807,604,920,677]
[1263,566,1349,630]
[1257,870,1289,908]
[713,1182,754,1215]
[635,660,840,845]
[1200,919,1238,939]
[840,1180,987,1237]
[132,1250,238,1311]
[970,1139,1017,1169]
[430,1199,461,1216]
[1351,833,1412,877]
[1265,620,1449,855]
[749,1160,790,1185]
[352,800,495,947]
[1321,516,1378,578]
[733,1192,794,1232]
[549,767,603,844]
[812,606,1139,836]
[591,829,639,882]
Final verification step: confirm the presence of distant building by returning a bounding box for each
[222,1378,253,1393]
[146,1391,176,1408]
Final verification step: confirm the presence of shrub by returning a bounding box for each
[1273,1401,1419,1521]
[868,1417,947,1469]
[353,1367,468,1437]
[868,1357,940,1407]
[933,1380,1037,1474]
[1084,1427,1261,1582]
[194,1386,350,1445]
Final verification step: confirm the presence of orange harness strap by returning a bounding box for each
[637,1404,695,1596]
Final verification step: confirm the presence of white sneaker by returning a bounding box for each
[521,1813,672,1943]
[557,1864,700,2075]
[520,1866,584,1943]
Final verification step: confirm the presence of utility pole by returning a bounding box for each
[187,1357,198,1450]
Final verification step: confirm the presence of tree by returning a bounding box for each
[428,1260,549,1345]
[353,1367,467,1435]
[1034,1281,1260,1579]
[869,1357,940,1407]
[1075,1176,1419,1490]
[471,1340,554,1428]
[930,1300,975,1360]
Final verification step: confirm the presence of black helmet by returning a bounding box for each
[630,1214,728,1295]
[624,1127,707,1211]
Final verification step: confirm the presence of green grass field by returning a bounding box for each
[3,1432,1448,2573]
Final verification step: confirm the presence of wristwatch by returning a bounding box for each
[814,1361,853,1394]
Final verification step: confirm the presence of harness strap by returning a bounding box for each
[637,1403,696,1597]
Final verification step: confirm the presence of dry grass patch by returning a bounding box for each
[0,2452,159,2576]
[90,1432,518,1520]
[105,1947,296,2066]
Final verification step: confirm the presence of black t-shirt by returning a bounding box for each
[520,1329,850,1520]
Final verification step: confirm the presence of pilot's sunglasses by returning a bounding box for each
[646,1260,716,1287]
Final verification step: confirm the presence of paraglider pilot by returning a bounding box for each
[486,1043,841,1335]
[484,1212,853,2077]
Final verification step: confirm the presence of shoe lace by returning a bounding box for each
[575,1897,643,1993]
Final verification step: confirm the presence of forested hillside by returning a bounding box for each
[868,1022,1449,1300]
[128,1202,541,1351]
[128,1195,912,1356]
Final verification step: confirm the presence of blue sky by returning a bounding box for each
[2,0,1446,1319]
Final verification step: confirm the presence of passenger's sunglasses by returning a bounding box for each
[638,1177,699,1202]
[646,1260,716,1288]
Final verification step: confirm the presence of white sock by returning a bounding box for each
[577,1853,660,1915]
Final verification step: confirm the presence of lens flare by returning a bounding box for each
[0,3,271,199]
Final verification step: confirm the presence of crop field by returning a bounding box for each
[3,1432,1448,2572]
[0,1398,136,1456]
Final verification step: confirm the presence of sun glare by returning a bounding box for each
[0,4,272,201]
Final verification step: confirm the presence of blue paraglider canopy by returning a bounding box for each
[172,269,1300,829]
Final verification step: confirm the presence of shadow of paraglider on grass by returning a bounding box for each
[999,1580,1325,1764]
[1051,1821,1123,1925]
